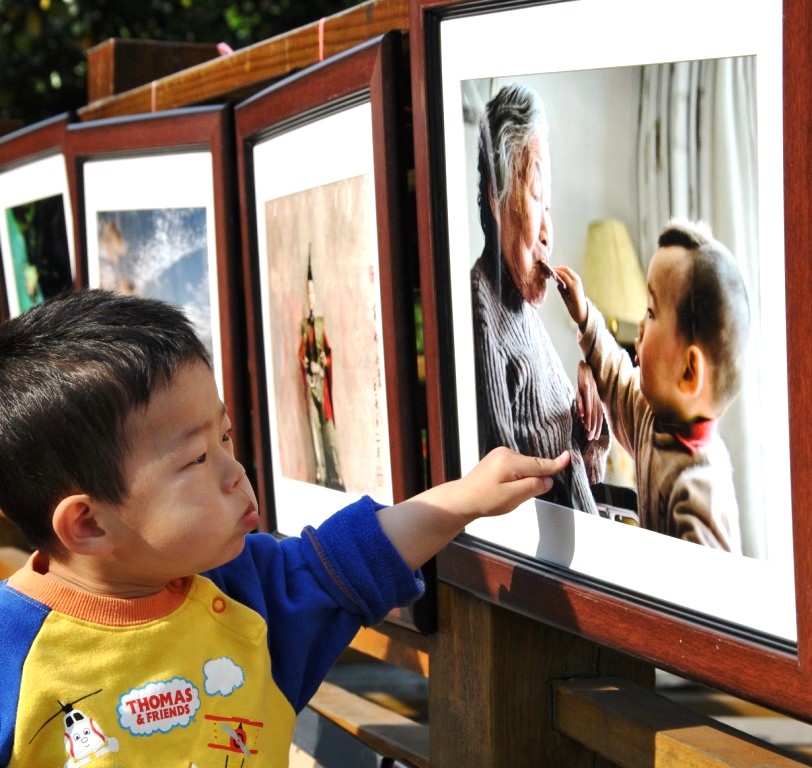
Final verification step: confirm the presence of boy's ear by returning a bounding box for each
[678,344,705,397]
[52,495,111,556]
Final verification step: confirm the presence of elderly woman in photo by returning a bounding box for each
[471,82,607,513]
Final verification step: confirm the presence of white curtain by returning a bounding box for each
[636,58,764,558]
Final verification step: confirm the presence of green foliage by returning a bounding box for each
[0,0,361,124]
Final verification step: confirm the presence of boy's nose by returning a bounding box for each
[225,457,246,491]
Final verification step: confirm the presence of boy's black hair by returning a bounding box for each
[0,289,211,555]
[659,219,750,411]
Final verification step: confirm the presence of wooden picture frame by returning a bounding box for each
[64,106,250,465]
[235,33,430,631]
[410,0,811,715]
[0,114,77,321]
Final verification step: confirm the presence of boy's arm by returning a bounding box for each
[555,266,645,456]
[376,447,570,570]
[554,266,604,442]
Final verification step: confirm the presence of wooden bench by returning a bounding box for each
[303,624,430,766]
[554,676,812,767]
[308,680,428,768]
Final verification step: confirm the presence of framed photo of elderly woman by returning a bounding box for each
[411,0,811,714]
[234,33,422,547]
[0,114,77,321]
[64,106,249,463]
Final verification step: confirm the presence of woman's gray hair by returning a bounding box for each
[477,83,549,277]
[480,82,549,211]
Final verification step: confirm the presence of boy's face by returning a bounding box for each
[635,246,692,420]
[97,360,259,587]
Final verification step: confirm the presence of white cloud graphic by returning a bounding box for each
[204,657,245,696]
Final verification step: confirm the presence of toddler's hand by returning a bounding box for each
[576,361,603,441]
[457,446,571,520]
[376,448,571,570]
[554,266,588,329]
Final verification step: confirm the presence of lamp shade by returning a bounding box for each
[580,218,648,327]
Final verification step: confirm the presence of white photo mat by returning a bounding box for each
[82,152,223,395]
[438,0,793,640]
[252,102,392,535]
[0,153,75,317]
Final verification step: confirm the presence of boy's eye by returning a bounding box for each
[193,453,207,465]
[222,431,231,443]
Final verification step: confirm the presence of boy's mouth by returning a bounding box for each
[241,504,260,529]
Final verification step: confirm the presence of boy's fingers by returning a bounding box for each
[516,474,554,499]
[489,447,570,482]
[477,449,572,515]
[526,450,570,478]
[521,452,571,498]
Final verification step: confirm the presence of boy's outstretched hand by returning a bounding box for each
[450,446,570,519]
[377,447,571,570]
[554,265,589,330]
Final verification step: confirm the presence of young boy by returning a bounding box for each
[555,219,748,552]
[0,289,567,767]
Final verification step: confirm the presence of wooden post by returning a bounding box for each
[86,39,221,102]
[79,0,409,120]
[428,582,654,765]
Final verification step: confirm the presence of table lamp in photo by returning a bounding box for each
[580,218,647,346]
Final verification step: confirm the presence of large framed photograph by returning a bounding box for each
[235,33,421,538]
[411,0,810,712]
[236,33,427,630]
[64,106,249,462]
[0,114,77,321]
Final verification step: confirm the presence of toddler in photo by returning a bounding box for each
[555,218,749,552]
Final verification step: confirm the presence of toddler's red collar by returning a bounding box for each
[671,419,717,454]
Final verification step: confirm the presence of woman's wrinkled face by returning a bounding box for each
[498,131,553,307]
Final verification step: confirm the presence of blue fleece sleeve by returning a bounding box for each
[0,583,50,766]
[204,495,424,713]
[301,495,425,625]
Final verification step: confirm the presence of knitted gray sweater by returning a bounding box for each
[471,256,604,514]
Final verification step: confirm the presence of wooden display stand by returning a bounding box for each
[428,582,651,766]
[66,1,811,765]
